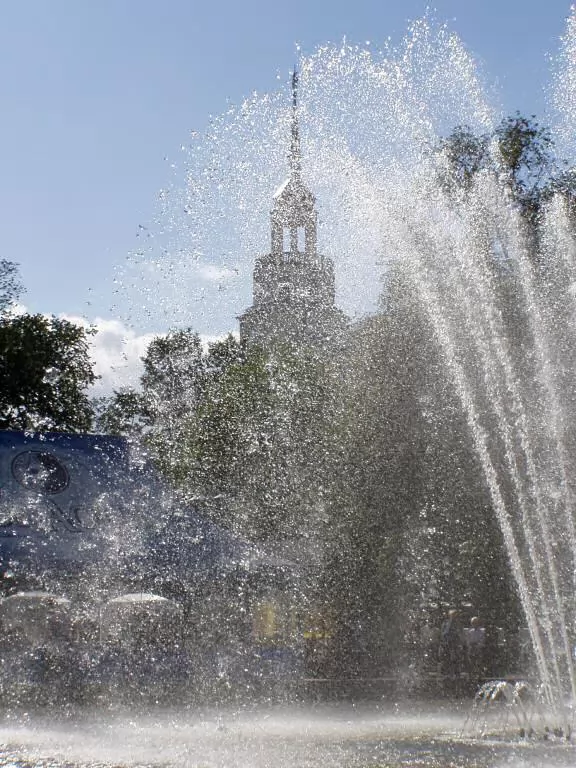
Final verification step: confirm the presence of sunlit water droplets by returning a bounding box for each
[120,15,499,334]
[550,6,576,163]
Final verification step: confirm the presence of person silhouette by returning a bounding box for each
[438,609,465,693]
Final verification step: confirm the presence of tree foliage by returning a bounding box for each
[0,260,24,314]
[94,388,151,437]
[322,260,523,675]
[440,113,558,225]
[181,340,337,541]
[0,314,97,432]
[439,125,490,190]
[98,331,338,544]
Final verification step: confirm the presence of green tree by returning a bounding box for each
[438,124,490,191]
[322,261,521,677]
[94,388,151,437]
[439,114,556,222]
[0,260,24,314]
[97,329,339,545]
[0,313,97,432]
[496,113,554,215]
[163,338,337,542]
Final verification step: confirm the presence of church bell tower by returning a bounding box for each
[238,70,345,348]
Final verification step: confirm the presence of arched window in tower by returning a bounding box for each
[283,228,290,253]
[297,227,305,252]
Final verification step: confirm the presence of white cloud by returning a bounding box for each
[6,305,232,396]
[197,263,238,281]
[59,314,157,396]
[59,314,231,396]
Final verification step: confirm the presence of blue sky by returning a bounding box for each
[1,0,574,339]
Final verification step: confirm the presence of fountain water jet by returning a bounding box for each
[118,8,576,733]
[387,153,576,731]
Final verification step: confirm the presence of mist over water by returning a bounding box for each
[0,705,574,768]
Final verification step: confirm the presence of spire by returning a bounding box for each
[270,65,317,262]
[289,67,302,181]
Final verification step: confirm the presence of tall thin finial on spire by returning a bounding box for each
[289,67,302,180]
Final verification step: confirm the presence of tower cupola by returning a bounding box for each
[270,70,318,262]
[238,68,346,348]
